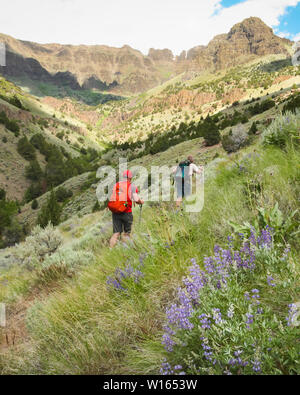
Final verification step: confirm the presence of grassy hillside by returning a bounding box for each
[0,77,104,198]
[90,55,300,145]
[0,110,299,374]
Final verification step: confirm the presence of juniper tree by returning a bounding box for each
[25,160,43,181]
[17,136,36,161]
[37,190,62,228]
[203,116,221,146]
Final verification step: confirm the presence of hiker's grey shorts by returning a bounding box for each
[175,178,191,199]
[112,212,133,234]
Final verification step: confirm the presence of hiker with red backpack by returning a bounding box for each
[108,170,144,248]
[173,155,202,208]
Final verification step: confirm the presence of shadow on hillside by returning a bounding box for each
[6,76,125,106]
[259,58,292,73]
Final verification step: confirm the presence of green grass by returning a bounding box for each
[1,116,299,374]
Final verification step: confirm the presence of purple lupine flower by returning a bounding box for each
[166,288,194,331]
[201,342,213,361]
[252,360,261,373]
[174,365,182,370]
[227,305,234,318]
[244,292,251,301]
[160,360,174,375]
[198,314,211,330]
[106,276,126,291]
[204,256,215,274]
[251,289,260,304]
[162,333,176,352]
[229,358,237,366]
[280,246,291,261]
[214,245,221,253]
[286,303,298,327]
[257,227,272,248]
[249,228,257,246]
[234,251,243,267]
[107,263,144,292]
[246,313,254,329]
[212,308,223,324]
[161,227,277,370]
[267,275,276,287]
[204,351,213,361]
[183,261,207,302]
[163,325,175,336]
[234,350,243,357]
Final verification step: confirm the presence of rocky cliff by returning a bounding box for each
[184,17,291,71]
[0,17,291,94]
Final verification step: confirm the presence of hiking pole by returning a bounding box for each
[139,204,143,225]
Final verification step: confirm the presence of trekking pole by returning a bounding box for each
[139,204,143,225]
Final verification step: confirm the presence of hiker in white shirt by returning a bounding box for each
[172,156,203,208]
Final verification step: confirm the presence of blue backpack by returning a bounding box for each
[175,160,191,179]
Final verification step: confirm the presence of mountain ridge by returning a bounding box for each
[0,17,292,94]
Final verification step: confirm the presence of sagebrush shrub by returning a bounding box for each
[15,224,63,269]
[222,124,249,153]
[39,248,94,282]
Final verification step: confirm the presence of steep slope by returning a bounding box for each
[0,18,292,95]
[0,76,101,201]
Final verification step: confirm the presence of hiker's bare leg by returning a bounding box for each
[110,232,120,248]
[121,233,131,243]
[176,197,182,208]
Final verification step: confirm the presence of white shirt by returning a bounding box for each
[172,163,203,178]
[188,163,201,177]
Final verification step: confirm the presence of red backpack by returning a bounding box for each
[107,181,129,213]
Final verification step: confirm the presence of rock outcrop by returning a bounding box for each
[182,17,291,71]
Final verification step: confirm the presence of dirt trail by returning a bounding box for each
[0,297,32,352]
[0,286,57,353]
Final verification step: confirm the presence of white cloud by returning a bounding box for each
[276,31,292,38]
[292,32,300,41]
[0,0,299,55]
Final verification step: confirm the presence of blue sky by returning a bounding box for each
[0,0,299,54]
[219,0,300,41]
[276,2,300,40]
